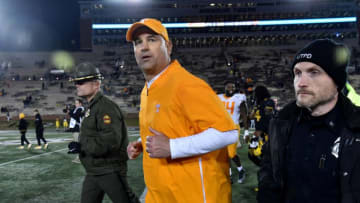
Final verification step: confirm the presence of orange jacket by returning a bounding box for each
[139,60,236,203]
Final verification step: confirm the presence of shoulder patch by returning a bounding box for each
[103,114,111,124]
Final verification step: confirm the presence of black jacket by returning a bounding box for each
[18,118,28,133]
[69,106,84,132]
[34,113,44,131]
[258,94,360,203]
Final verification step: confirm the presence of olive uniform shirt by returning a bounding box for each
[79,92,129,176]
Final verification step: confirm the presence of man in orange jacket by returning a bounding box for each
[126,18,238,203]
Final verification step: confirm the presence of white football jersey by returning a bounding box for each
[218,93,247,124]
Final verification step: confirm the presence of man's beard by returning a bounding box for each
[225,90,234,97]
[296,92,337,111]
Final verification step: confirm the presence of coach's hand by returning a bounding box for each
[127,141,143,159]
[146,127,170,158]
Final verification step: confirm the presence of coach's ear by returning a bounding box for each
[166,40,173,56]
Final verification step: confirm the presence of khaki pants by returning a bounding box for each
[72,132,80,162]
[73,132,79,142]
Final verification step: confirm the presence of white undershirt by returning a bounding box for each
[139,128,237,159]
[169,128,238,159]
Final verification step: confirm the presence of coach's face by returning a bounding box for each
[132,27,172,80]
[293,62,338,111]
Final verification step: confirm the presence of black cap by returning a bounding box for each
[70,62,104,82]
[291,39,349,90]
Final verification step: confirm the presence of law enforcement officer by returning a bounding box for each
[68,62,139,203]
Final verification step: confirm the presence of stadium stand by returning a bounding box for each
[0,0,359,120]
[1,39,359,119]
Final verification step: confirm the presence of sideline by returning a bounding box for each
[0,148,67,167]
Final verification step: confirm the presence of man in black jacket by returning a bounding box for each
[18,112,32,149]
[258,39,360,203]
[34,109,48,150]
[68,99,84,134]
[67,99,84,163]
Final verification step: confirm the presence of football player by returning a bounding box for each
[249,85,275,166]
[218,81,249,183]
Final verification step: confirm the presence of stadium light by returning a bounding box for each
[106,0,143,3]
[92,17,357,29]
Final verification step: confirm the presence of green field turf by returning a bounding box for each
[0,129,258,203]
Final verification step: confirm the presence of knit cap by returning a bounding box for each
[292,39,349,90]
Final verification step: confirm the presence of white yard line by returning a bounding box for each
[0,148,67,167]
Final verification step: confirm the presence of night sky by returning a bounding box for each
[0,0,80,51]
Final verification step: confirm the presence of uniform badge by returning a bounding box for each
[103,114,111,124]
[85,109,90,118]
[331,137,340,158]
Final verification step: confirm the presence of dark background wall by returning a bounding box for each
[0,0,80,51]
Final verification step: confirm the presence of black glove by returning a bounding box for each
[68,141,81,154]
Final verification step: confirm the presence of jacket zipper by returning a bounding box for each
[198,158,206,203]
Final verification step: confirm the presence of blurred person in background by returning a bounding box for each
[248,85,275,166]
[6,110,10,122]
[18,113,31,149]
[55,117,60,131]
[66,99,84,163]
[34,109,48,150]
[218,81,248,184]
[63,116,68,131]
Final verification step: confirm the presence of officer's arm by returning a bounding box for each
[82,108,126,157]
